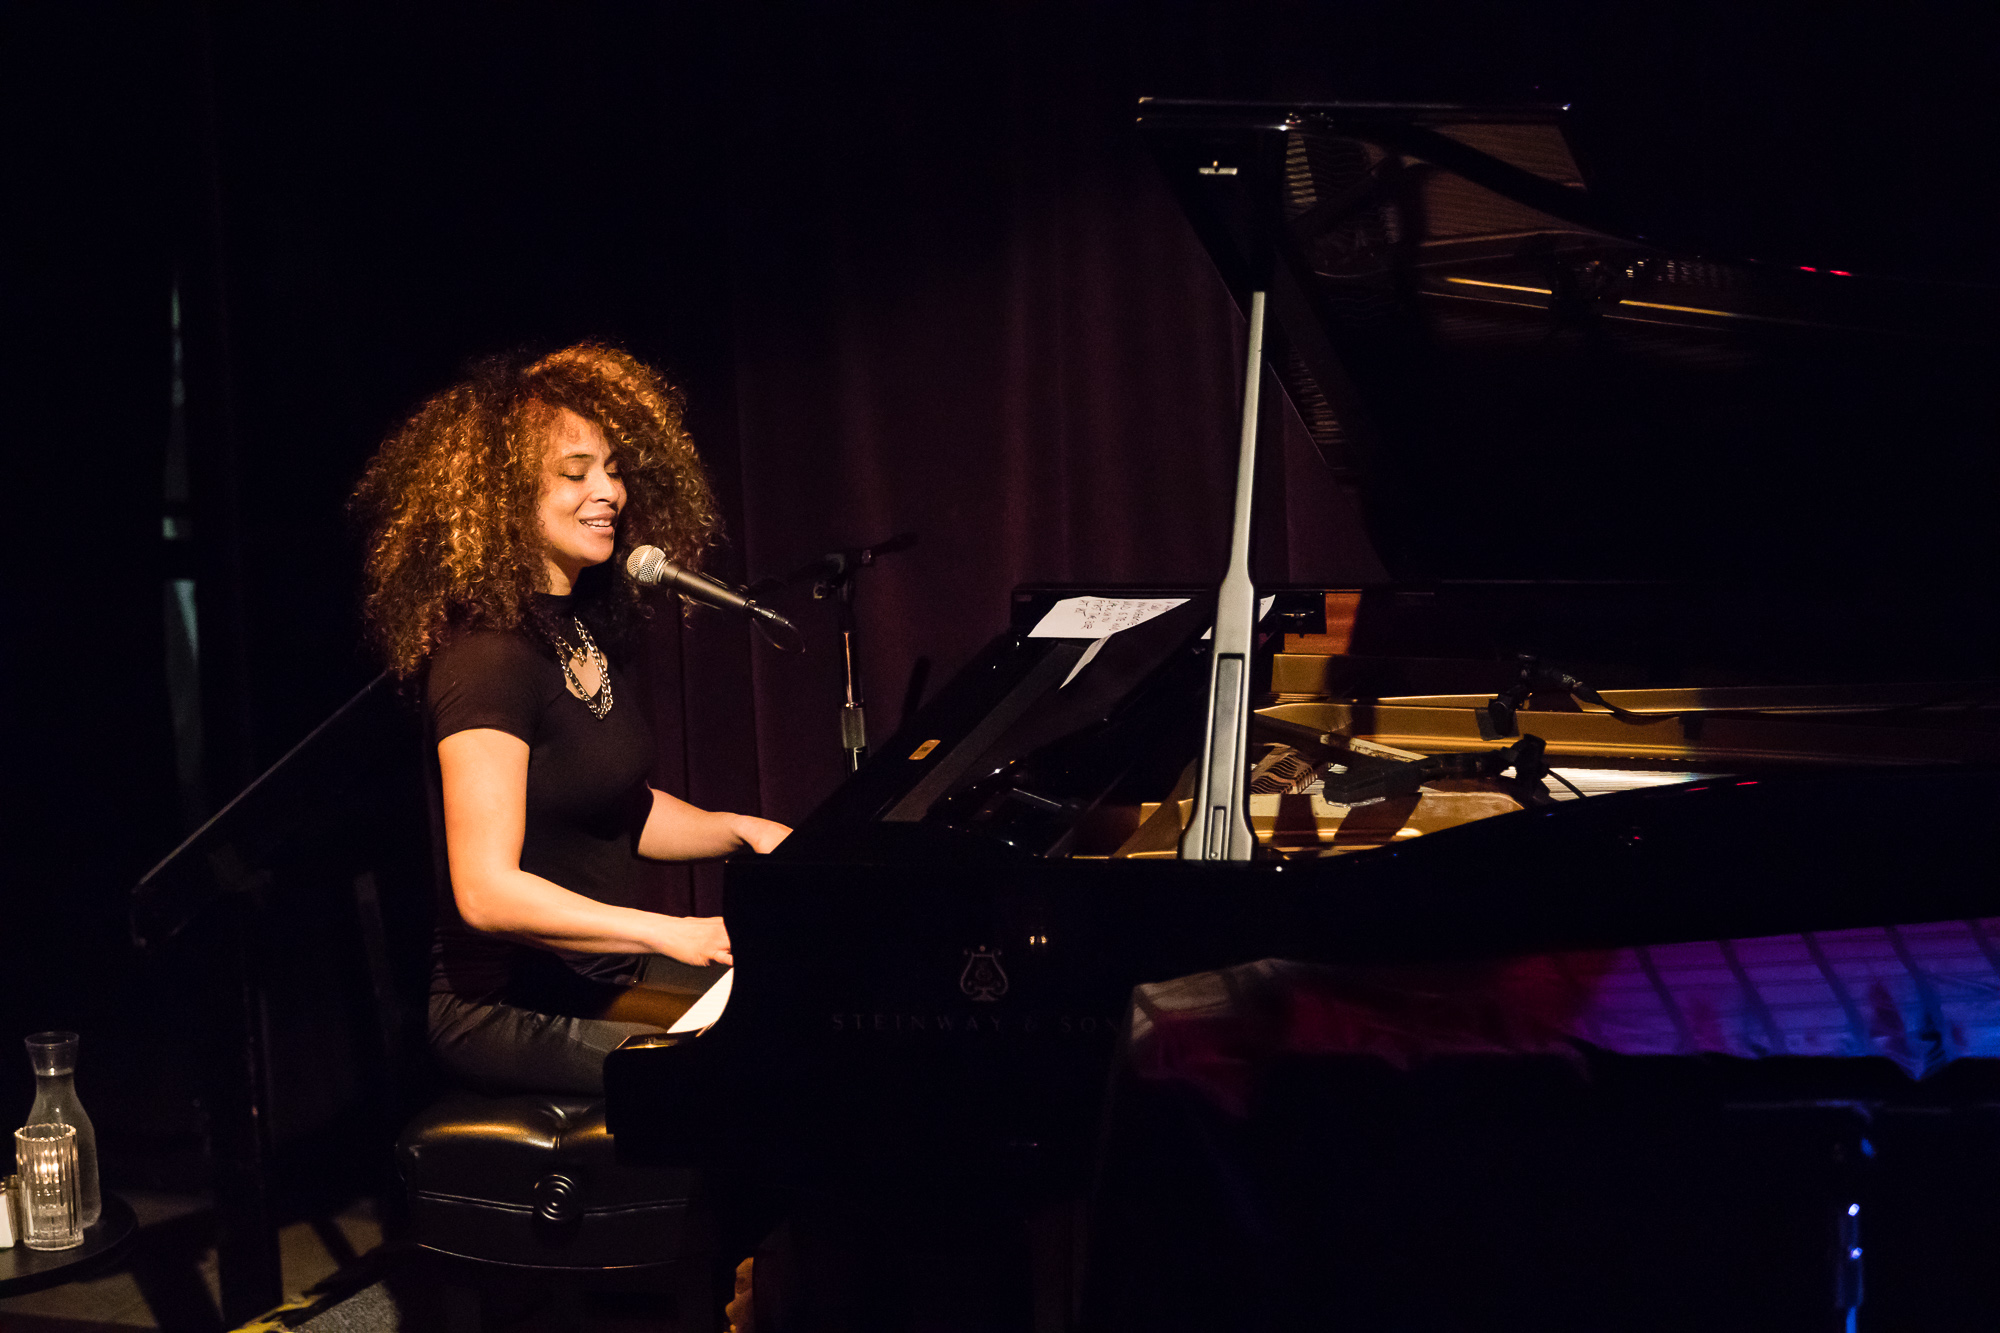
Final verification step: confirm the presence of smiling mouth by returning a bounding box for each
[580,517,616,532]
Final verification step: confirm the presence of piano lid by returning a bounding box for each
[1137,100,2000,658]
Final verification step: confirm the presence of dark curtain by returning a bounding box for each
[714,5,1385,827]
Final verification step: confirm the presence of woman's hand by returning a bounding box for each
[652,915,734,968]
[732,814,792,855]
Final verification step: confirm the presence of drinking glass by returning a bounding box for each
[15,1124,83,1250]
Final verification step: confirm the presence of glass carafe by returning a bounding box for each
[24,1032,99,1227]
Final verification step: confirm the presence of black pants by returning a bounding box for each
[429,953,724,1095]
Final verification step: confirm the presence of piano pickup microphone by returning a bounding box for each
[625,546,802,651]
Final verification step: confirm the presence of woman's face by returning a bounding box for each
[537,408,626,594]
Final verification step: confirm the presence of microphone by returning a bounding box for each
[625,546,802,651]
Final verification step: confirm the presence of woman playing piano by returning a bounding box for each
[353,343,788,1095]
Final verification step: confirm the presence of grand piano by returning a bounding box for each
[606,101,2000,1326]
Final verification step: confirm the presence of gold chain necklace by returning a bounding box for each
[550,616,613,719]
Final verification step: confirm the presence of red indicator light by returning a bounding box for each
[1829,270,1852,277]
[1736,780,1759,786]
[1799,266,1818,272]
[1684,786,1709,793]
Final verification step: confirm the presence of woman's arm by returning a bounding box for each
[637,788,791,861]
[438,728,733,966]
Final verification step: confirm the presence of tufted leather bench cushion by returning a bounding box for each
[398,1093,701,1270]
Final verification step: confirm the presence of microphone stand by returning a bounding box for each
[796,533,917,774]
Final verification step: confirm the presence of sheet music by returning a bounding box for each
[1027,596,1188,639]
[667,966,733,1034]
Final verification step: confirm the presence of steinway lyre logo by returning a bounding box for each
[960,946,1009,1002]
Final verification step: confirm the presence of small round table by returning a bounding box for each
[0,1194,139,1297]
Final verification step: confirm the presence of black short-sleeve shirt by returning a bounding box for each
[425,595,655,1004]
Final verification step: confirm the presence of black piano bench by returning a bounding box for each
[396,1092,717,1331]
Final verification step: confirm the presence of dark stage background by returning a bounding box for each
[7,0,1996,1218]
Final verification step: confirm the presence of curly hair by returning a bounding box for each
[353,343,720,677]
